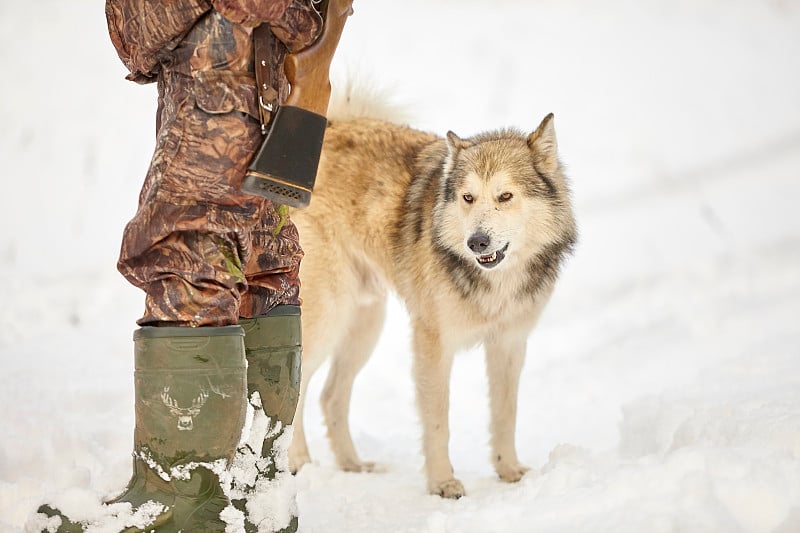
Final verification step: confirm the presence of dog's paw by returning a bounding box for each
[430,478,466,499]
[496,462,531,483]
[340,459,380,473]
[289,452,311,474]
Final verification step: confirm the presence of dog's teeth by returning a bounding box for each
[478,251,497,264]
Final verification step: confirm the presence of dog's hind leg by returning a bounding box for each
[485,335,530,483]
[289,289,348,472]
[412,322,464,498]
[320,296,386,473]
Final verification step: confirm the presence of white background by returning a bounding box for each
[1,1,799,531]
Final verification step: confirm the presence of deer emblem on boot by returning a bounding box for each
[161,386,209,431]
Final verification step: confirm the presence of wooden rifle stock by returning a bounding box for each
[241,0,354,207]
[285,0,353,116]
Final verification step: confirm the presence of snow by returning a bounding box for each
[23,494,166,533]
[230,394,299,532]
[1,0,799,531]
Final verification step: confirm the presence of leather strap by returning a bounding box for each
[252,25,285,133]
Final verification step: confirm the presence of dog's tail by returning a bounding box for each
[328,73,412,125]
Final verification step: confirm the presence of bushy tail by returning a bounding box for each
[328,72,412,124]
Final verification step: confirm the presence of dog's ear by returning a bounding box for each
[527,113,558,174]
[446,131,472,155]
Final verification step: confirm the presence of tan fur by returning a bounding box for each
[287,98,576,498]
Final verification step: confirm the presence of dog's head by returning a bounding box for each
[434,114,576,272]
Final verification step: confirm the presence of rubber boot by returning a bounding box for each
[231,305,301,533]
[35,326,247,532]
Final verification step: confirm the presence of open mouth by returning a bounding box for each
[475,243,509,269]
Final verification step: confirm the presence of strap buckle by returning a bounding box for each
[258,88,278,134]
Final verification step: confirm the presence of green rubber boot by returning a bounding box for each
[34,326,247,532]
[231,305,301,533]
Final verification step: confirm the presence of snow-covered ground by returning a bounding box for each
[2,0,799,531]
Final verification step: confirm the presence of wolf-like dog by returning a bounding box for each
[287,91,576,498]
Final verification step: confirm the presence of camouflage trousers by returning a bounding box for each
[118,69,302,327]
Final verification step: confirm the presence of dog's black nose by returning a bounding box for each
[467,232,491,253]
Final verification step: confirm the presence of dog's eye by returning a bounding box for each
[499,192,513,202]
[463,193,474,204]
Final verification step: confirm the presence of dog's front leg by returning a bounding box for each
[412,322,463,498]
[485,335,530,483]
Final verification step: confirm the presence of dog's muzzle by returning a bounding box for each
[475,244,508,269]
[467,232,509,269]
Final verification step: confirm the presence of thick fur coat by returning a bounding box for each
[287,90,576,498]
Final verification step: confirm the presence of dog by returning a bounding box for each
[287,86,577,498]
